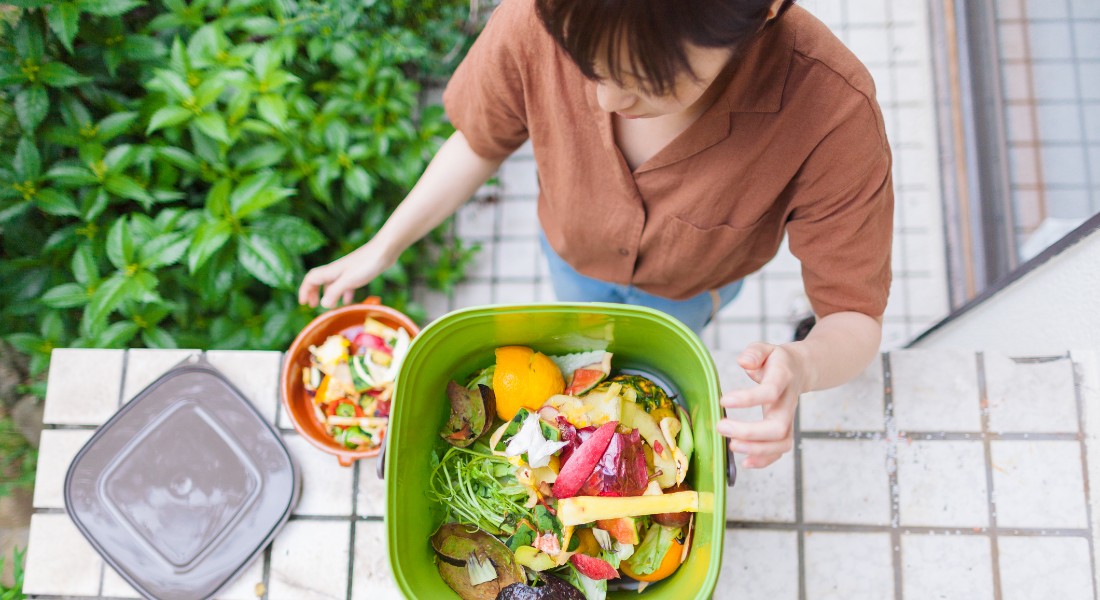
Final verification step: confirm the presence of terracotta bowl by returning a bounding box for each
[280,297,420,467]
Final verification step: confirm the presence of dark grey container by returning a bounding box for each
[64,355,299,600]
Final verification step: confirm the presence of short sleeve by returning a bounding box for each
[442,0,533,160]
[786,98,894,319]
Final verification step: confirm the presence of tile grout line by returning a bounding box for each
[1067,350,1099,600]
[799,430,1080,441]
[264,351,284,600]
[260,545,272,600]
[977,352,1004,600]
[726,519,1091,536]
[97,348,131,598]
[1064,1,1099,216]
[346,460,361,600]
[794,406,806,600]
[884,352,903,600]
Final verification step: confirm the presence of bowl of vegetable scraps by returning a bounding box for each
[280,296,418,466]
[383,303,731,600]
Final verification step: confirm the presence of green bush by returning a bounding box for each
[0,0,478,378]
[0,416,36,498]
[0,547,26,600]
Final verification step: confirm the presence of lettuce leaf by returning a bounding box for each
[625,525,679,576]
[564,564,607,600]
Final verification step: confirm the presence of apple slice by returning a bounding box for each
[569,552,619,580]
[552,421,618,499]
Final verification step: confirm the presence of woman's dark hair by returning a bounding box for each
[535,0,797,95]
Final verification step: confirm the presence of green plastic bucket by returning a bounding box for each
[384,303,730,599]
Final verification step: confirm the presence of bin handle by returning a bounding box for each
[377,441,386,479]
[362,296,381,306]
[726,445,737,487]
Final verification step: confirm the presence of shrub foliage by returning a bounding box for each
[0,0,476,377]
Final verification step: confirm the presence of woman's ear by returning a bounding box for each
[766,0,784,20]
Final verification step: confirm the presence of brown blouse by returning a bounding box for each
[443,0,894,318]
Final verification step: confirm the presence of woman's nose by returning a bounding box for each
[595,82,635,113]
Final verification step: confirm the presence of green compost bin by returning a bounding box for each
[385,303,729,599]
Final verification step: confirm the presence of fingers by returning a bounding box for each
[716,415,791,442]
[720,382,782,409]
[740,452,785,469]
[737,342,775,371]
[320,275,354,309]
[298,265,336,307]
[727,437,792,457]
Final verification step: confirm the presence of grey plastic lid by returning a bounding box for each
[65,355,300,600]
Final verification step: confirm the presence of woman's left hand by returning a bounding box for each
[717,342,809,469]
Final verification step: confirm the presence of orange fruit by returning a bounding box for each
[620,537,684,582]
[492,346,565,420]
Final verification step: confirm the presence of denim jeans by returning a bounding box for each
[539,234,743,335]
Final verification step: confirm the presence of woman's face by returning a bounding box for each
[592,43,735,119]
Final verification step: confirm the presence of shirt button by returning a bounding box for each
[618,248,630,256]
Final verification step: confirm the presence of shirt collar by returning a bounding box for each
[719,11,797,114]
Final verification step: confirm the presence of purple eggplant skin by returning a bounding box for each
[496,574,586,600]
[440,383,496,448]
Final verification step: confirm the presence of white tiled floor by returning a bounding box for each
[24,347,1098,599]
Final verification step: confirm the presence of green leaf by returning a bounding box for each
[255,215,325,254]
[47,2,81,53]
[72,244,98,286]
[103,145,140,173]
[149,69,191,101]
[234,143,286,171]
[14,16,44,61]
[187,219,232,272]
[187,24,222,63]
[104,47,123,78]
[97,112,139,140]
[106,216,134,269]
[15,85,48,132]
[38,62,90,87]
[14,137,41,181]
[104,174,154,207]
[139,233,189,269]
[193,113,229,143]
[0,203,32,224]
[256,94,287,130]
[121,35,164,62]
[5,333,41,355]
[34,188,79,216]
[147,105,193,133]
[142,327,178,349]
[85,273,141,327]
[194,78,226,108]
[205,178,232,216]
[155,146,201,173]
[82,188,110,222]
[345,166,373,199]
[46,165,98,187]
[96,321,141,347]
[78,0,145,16]
[42,283,88,308]
[229,171,278,217]
[238,233,295,290]
[251,45,278,79]
[324,120,350,151]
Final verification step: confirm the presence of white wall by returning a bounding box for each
[912,226,1100,355]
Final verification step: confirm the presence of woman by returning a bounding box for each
[299,0,892,469]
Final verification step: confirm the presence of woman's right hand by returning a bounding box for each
[298,240,396,309]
